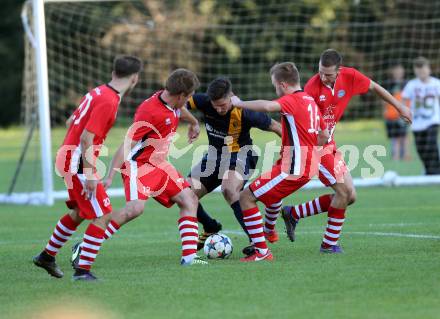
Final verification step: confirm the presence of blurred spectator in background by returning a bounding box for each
[402,57,440,175]
[384,63,410,161]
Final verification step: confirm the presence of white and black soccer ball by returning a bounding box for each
[203,233,233,259]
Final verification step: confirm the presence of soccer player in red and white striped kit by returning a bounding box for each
[231,62,330,261]
[280,49,412,253]
[33,55,142,280]
[73,68,207,266]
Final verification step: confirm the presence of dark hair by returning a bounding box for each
[320,49,342,68]
[165,68,200,96]
[389,62,405,70]
[113,55,143,78]
[270,62,300,85]
[413,56,430,68]
[207,77,232,101]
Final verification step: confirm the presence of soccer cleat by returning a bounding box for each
[72,268,98,281]
[281,206,298,242]
[71,241,81,269]
[197,220,222,251]
[181,255,208,266]
[264,229,279,243]
[33,252,64,278]
[320,245,344,254]
[242,244,256,256]
[240,250,273,262]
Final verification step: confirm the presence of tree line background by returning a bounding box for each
[3,0,440,127]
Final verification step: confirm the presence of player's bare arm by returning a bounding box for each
[231,95,281,113]
[268,119,282,137]
[180,106,200,143]
[102,141,127,189]
[370,81,412,124]
[79,129,98,199]
[66,115,73,128]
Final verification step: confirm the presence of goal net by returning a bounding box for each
[3,0,440,205]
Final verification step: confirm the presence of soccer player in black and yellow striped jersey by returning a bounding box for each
[187,77,282,255]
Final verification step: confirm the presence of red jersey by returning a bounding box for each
[58,84,121,174]
[275,90,325,176]
[129,91,180,165]
[304,67,371,144]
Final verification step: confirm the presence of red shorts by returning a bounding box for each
[318,147,347,186]
[121,160,190,208]
[65,174,112,220]
[249,162,311,207]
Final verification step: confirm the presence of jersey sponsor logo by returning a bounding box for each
[165,118,171,125]
[319,94,326,102]
[205,123,213,132]
[103,197,111,207]
[143,186,151,194]
[337,89,346,98]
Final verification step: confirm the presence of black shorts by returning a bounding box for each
[188,148,258,193]
[385,119,408,138]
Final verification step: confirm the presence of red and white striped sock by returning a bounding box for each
[243,207,268,255]
[104,220,120,240]
[321,206,346,248]
[264,201,282,233]
[77,223,105,271]
[45,214,80,256]
[178,216,198,263]
[290,194,332,220]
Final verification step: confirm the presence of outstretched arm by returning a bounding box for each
[370,81,412,124]
[103,139,137,189]
[179,107,200,143]
[231,96,281,113]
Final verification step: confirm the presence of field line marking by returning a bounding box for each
[1,228,439,246]
[222,230,440,240]
[345,231,440,239]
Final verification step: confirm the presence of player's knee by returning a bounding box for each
[239,188,253,206]
[335,184,351,205]
[101,213,112,226]
[69,209,83,224]
[187,191,199,211]
[126,202,144,219]
[221,187,239,204]
[176,189,198,212]
[92,214,112,229]
[348,189,357,205]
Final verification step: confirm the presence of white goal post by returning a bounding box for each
[1,0,54,205]
[2,0,440,206]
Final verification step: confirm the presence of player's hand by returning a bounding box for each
[399,106,412,124]
[81,179,98,200]
[187,122,200,143]
[102,176,113,190]
[231,95,242,107]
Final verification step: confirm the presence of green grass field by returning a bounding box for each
[0,122,439,318]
